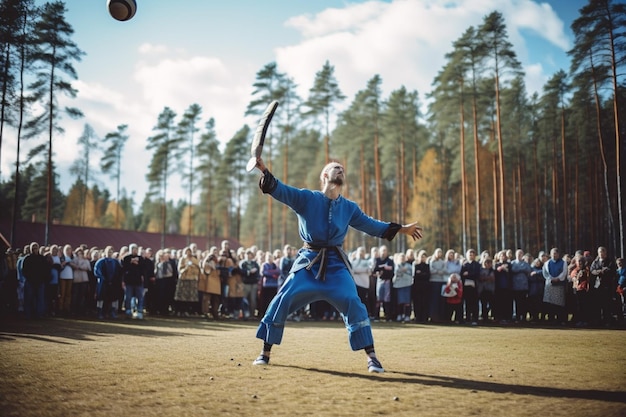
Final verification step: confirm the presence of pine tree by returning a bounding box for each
[175,103,202,245]
[26,1,83,244]
[3,0,36,246]
[63,178,92,226]
[431,41,470,252]
[500,76,533,248]
[214,126,250,242]
[101,124,128,229]
[451,26,489,252]
[382,86,424,253]
[478,11,522,250]
[407,147,447,250]
[22,162,63,224]
[69,123,97,226]
[0,0,24,176]
[303,60,346,162]
[570,0,626,257]
[538,71,569,246]
[195,117,220,242]
[245,62,288,249]
[146,107,179,246]
[245,62,287,169]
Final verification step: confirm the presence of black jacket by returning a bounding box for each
[22,253,51,285]
[122,254,144,285]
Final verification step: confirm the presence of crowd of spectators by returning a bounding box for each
[1,239,624,328]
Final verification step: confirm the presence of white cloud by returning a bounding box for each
[1,0,573,206]
[21,52,256,202]
[277,0,571,106]
[138,42,169,55]
[284,2,389,38]
[132,54,254,143]
[524,62,548,96]
[51,80,155,195]
[505,1,570,50]
[134,56,230,112]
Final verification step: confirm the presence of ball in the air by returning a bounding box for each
[107,0,137,21]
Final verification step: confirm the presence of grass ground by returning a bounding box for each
[1,316,625,417]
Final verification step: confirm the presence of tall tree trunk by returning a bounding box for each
[374,133,382,219]
[489,123,498,251]
[560,106,568,246]
[495,73,506,249]
[590,53,616,249]
[512,162,518,248]
[492,152,498,251]
[236,179,242,243]
[512,159,519,248]
[205,178,212,247]
[281,142,288,245]
[360,144,368,248]
[552,132,558,245]
[399,140,406,252]
[588,165,595,246]
[574,131,580,250]
[223,199,231,239]
[115,151,121,229]
[45,57,56,245]
[518,158,525,249]
[187,129,195,245]
[543,169,549,251]
[360,144,366,212]
[533,140,540,251]
[443,148,450,249]
[472,97,482,252]
[0,46,10,179]
[459,80,467,253]
[161,156,169,248]
[11,12,28,246]
[324,135,329,164]
[607,12,624,256]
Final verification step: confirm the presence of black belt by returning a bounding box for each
[302,243,351,281]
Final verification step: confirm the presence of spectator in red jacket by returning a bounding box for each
[443,273,463,323]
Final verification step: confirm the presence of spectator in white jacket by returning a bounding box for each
[542,247,568,324]
[351,247,371,310]
[393,253,413,322]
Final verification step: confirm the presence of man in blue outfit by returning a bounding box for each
[251,157,423,373]
[94,246,122,319]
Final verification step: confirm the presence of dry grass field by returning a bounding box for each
[1,316,625,417]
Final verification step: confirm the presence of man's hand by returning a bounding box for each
[255,157,267,173]
[401,222,423,241]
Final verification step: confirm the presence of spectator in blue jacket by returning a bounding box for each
[94,246,122,319]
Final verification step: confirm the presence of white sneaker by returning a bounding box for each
[367,357,384,373]
[253,355,270,366]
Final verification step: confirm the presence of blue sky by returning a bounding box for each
[2,0,587,203]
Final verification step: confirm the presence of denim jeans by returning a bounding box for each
[242,283,258,317]
[125,284,144,314]
[24,281,46,319]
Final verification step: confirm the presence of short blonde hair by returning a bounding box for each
[319,161,343,184]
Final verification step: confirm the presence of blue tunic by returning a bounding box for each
[256,178,394,350]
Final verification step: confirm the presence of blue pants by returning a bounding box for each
[256,260,374,350]
[24,281,45,319]
[125,284,144,314]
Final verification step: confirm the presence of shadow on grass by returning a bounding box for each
[1,315,623,348]
[276,364,626,403]
[0,314,260,344]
